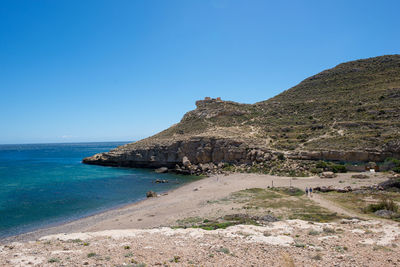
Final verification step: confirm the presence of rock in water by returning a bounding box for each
[146,191,157,198]
[155,179,168,183]
[155,167,168,173]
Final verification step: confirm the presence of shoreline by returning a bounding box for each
[1,172,389,244]
[0,175,200,244]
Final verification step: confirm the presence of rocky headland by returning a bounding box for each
[83,55,400,175]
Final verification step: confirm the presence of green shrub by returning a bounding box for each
[330,164,347,173]
[310,167,323,174]
[365,198,398,213]
[383,157,400,172]
[316,161,328,169]
[222,163,235,172]
[308,230,320,236]
[323,227,336,234]
[48,258,60,263]
[216,247,230,254]
[315,161,346,173]
[275,187,304,196]
[385,157,400,166]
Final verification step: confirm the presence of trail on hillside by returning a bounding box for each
[310,193,371,220]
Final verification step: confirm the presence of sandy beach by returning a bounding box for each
[1,172,400,266]
[2,172,389,243]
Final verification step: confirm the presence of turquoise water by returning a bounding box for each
[0,142,197,238]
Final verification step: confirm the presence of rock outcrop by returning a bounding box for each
[83,137,275,169]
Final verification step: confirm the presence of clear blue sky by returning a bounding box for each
[1,0,399,144]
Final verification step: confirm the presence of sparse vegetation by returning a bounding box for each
[311,254,322,260]
[308,230,320,236]
[383,157,400,173]
[216,247,230,254]
[323,227,336,234]
[294,243,306,248]
[323,191,400,221]
[48,258,60,263]
[364,198,398,213]
[170,256,181,263]
[231,187,341,222]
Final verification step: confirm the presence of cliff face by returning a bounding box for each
[83,55,400,171]
[83,137,274,168]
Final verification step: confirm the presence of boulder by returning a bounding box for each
[182,156,191,167]
[200,163,210,172]
[336,186,352,193]
[314,186,335,192]
[259,214,279,222]
[146,191,157,198]
[378,178,400,190]
[374,209,395,218]
[175,164,182,171]
[320,171,336,178]
[155,167,168,173]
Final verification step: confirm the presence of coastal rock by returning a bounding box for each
[83,137,262,170]
[155,179,168,183]
[182,156,191,167]
[146,191,157,198]
[155,167,168,173]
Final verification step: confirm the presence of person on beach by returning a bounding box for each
[309,187,313,197]
[305,187,309,197]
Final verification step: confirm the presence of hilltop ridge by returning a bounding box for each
[83,55,400,174]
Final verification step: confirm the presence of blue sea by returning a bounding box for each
[0,142,197,238]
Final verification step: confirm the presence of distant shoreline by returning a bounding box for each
[0,141,133,146]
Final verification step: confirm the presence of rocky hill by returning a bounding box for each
[83,55,400,174]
